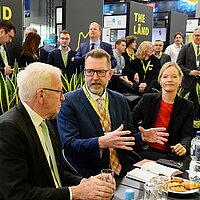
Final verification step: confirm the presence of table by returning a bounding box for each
[113,156,200,200]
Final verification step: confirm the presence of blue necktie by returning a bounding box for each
[91,43,95,50]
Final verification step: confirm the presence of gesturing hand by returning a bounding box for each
[98,124,135,150]
[139,126,169,145]
[170,143,186,156]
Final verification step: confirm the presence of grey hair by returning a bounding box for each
[17,62,62,101]
[193,26,200,33]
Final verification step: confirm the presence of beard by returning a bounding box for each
[87,82,105,96]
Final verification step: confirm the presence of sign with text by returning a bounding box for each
[104,15,127,29]
[129,1,153,45]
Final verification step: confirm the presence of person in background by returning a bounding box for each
[110,38,136,94]
[132,62,193,160]
[57,48,168,178]
[122,35,137,66]
[153,39,171,67]
[75,22,116,71]
[177,26,200,120]
[0,20,16,77]
[18,32,41,68]
[23,26,37,41]
[0,62,115,200]
[164,32,183,62]
[48,30,77,80]
[123,41,161,94]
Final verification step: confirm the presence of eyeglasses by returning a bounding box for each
[42,88,63,98]
[154,44,162,47]
[84,69,109,77]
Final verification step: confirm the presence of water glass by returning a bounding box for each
[149,175,169,200]
[144,182,158,200]
[101,169,114,183]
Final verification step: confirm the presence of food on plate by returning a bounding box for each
[168,177,200,192]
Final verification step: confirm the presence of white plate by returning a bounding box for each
[168,178,199,194]
[169,187,199,194]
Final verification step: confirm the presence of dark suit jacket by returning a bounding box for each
[0,101,82,200]
[160,53,171,67]
[177,42,197,89]
[132,93,193,154]
[57,88,143,178]
[48,49,77,79]
[0,45,11,76]
[75,41,117,69]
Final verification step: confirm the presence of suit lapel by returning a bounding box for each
[151,93,162,126]
[17,102,56,186]
[58,49,66,68]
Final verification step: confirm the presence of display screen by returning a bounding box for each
[110,29,126,43]
[152,28,167,42]
[104,3,127,15]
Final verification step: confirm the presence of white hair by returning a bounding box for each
[17,62,62,101]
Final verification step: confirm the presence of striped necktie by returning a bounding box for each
[40,121,62,188]
[97,98,122,175]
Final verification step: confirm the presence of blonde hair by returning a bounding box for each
[136,41,152,60]
[157,62,183,83]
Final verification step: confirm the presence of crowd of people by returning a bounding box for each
[0,19,199,200]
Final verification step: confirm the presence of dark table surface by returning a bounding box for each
[113,156,200,200]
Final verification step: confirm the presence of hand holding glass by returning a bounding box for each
[101,169,114,183]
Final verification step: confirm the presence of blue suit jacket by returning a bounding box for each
[48,49,77,79]
[57,88,143,178]
[75,41,117,69]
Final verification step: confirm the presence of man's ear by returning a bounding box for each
[108,68,114,81]
[36,89,45,104]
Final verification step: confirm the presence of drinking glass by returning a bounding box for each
[101,169,114,183]
[143,181,158,200]
[149,175,169,200]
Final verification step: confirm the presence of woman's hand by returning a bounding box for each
[170,143,186,156]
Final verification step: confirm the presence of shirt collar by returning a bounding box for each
[90,40,100,47]
[85,84,106,101]
[21,100,44,127]
[58,46,71,53]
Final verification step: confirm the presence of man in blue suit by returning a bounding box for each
[48,30,77,80]
[75,22,117,71]
[57,49,168,178]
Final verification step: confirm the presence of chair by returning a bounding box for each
[62,149,80,176]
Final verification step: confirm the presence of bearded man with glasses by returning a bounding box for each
[57,49,169,179]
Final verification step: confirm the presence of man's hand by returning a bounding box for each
[139,126,169,145]
[134,73,139,83]
[71,176,116,200]
[189,70,200,76]
[170,143,186,156]
[5,65,13,75]
[98,124,135,151]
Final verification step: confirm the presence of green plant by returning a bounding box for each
[61,71,84,93]
[0,60,19,115]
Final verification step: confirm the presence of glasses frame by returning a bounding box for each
[41,88,63,98]
[84,69,110,77]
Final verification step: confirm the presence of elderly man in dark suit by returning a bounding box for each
[177,26,200,119]
[48,30,77,80]
[0,20,16,77]
[0,62,115,200]
[75,22,117,71]
[57,49,168,178]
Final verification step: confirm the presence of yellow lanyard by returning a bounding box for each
[126,48,135,61]
[83,84,109,122]
[61,50,68,66]
[192,42,200,59]
[141,60,152,81]
[0,45,8,65]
